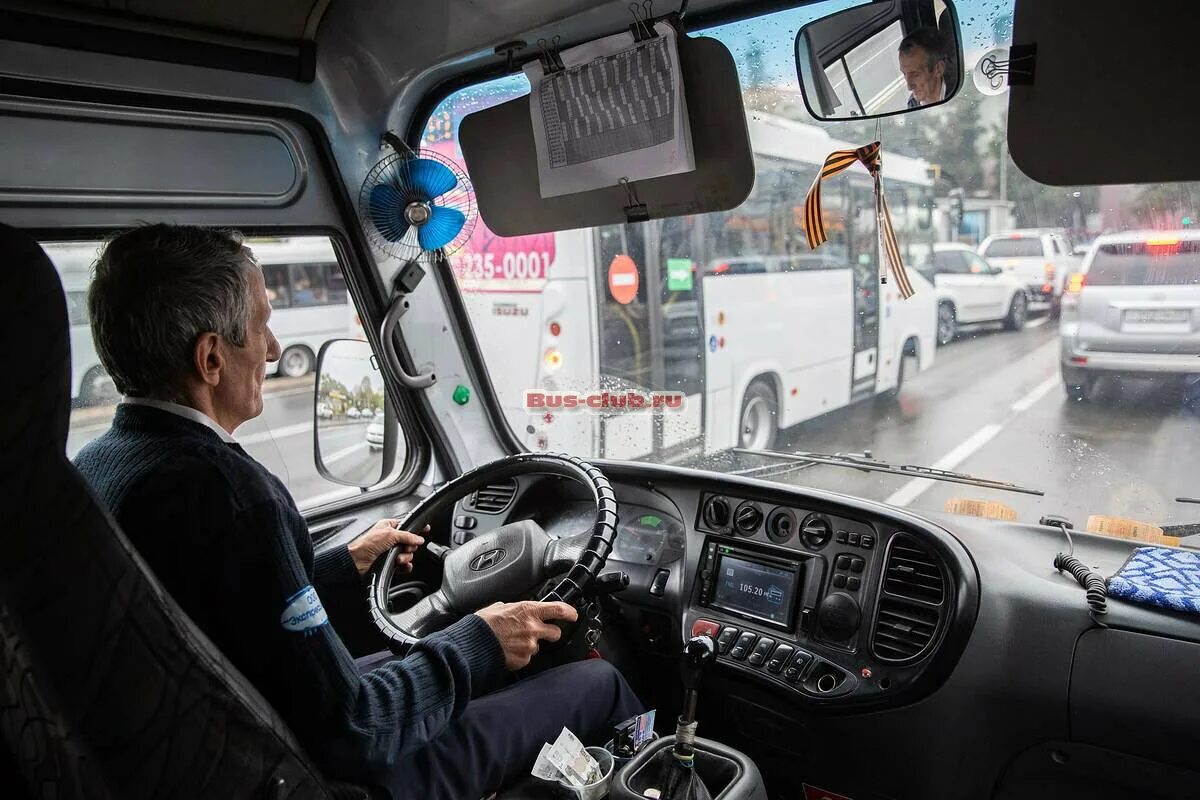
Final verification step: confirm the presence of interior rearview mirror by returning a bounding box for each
[795,0,963,121]
[314,339,390,488]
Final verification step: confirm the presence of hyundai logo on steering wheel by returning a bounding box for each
[470,548,507,571]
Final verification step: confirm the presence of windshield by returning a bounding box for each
[1088,241,1200,286]
[431,0,1200,529]
[982,238,1044,258]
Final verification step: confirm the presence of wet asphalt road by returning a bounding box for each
[713,314,1200,529]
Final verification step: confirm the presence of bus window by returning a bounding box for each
[264,263,291,307]
[51,235,403,510]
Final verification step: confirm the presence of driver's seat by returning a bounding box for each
[0,224,351,799]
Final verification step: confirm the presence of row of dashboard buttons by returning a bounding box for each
[835,530,874,549]
[704,622,813,682]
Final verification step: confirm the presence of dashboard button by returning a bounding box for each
[835,554,851,570]
[847,577,861,591]
[691,619,720,639]
[832,574,847,589]
[850,557,865,574]
[716,627,740,654]
[766,644,793,673]
[783,650,812,682]
[836,530,848,544]
[730,632,757,660]
[860,534,875,549]
[747,637,776,666]
[847,532,861,546]
[454,515,477,530]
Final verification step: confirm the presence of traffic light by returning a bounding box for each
[1183,215,1193,228]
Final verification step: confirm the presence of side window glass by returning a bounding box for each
[933,251,965,273]
[968,253,992,274]
[49,234,405,510]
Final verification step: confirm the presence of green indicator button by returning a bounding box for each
[452,384,471,405]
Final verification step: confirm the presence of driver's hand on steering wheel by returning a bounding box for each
[349,520,429,576]
[475,601,579,671]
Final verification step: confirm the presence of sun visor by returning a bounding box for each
[459,34,753,236]
[1007,0,1200,185]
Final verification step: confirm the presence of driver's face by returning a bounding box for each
[899,48,945,104]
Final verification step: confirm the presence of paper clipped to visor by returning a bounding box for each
[524,22,696,198]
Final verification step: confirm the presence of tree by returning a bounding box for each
[1127,183,1200,229]
[741,42,768,90]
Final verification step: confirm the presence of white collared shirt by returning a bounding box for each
[123,397,237,444]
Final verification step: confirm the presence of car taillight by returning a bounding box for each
[1066,273,1086,293]
[1044,263,1056,280]
[1147,238,1180,254]
[712,262,730,274]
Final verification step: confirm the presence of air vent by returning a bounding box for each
[872,598,940,661]
[883,534,945,605]
[470,479,517,513]
[703,496,732,529]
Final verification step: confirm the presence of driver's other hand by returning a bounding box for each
[348,520,429,576]
[475,601,579,672]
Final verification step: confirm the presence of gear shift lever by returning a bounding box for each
[677,635,716,756]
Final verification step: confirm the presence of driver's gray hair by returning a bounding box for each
[88,224,257,401]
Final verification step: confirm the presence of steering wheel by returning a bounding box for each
[368,452,618,653]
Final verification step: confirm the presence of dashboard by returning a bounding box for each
[444,460,1200,799]
[450,463,978,711]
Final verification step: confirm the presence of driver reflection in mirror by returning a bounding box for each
[71,224,643,799]
[898,27,948,108]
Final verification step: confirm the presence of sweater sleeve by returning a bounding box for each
[313,543,361,595]
[237,498,508,780]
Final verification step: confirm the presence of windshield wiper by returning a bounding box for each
[730,448,1045,497]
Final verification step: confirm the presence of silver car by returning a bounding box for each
[1060,230,1200,400]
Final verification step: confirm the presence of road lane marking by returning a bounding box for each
[239,421,311,445]
[1026,316,1049,329]
[1011,375,1059,412]
[323,441,369,465]
[886,353,1062,507]
[885,424,1004,507]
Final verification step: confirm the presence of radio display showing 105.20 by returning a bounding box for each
[711,553,800,627]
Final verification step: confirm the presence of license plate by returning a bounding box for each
[1124,309,1189,324]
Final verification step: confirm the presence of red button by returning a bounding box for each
[691,619,721,638]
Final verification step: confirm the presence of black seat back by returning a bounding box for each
[0,224,333,799]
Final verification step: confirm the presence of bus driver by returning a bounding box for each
[73,224,642,800]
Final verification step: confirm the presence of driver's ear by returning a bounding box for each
[193,332,223,388]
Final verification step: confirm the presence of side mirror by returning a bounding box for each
[314,339,391,488]
[990,266,1004,276]
[795,0,963,121]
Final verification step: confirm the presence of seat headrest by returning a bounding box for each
[0,223,72,453]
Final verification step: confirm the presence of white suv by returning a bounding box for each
[913,243,1030,345]
[979,229,1081,314]
[1060,230,1200,400]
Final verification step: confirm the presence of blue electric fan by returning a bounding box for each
[358,135,476,260]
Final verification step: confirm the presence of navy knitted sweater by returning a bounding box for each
[73,404,506,783]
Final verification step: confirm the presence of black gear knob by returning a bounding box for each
[681,634,716,692]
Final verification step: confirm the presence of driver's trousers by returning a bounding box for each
[357,655,643,800]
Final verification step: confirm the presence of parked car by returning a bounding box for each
[346,407,361,419]
[978,229,1081,314]
[1060,230,1200,400]
[317,402,333,420]
[913,243,1030,345]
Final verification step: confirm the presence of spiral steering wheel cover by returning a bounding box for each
[368,452,617,652]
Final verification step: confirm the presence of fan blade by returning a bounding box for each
[369,184,411,243]
[417,204,466,251]
[406,157,458,201]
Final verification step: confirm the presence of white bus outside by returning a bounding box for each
[426,100,938,461]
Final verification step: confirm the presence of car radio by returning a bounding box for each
[698,542,814,633]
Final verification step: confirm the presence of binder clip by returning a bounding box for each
[620,177,649,223]
[537,36,565,74]
[629,1,659,42]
